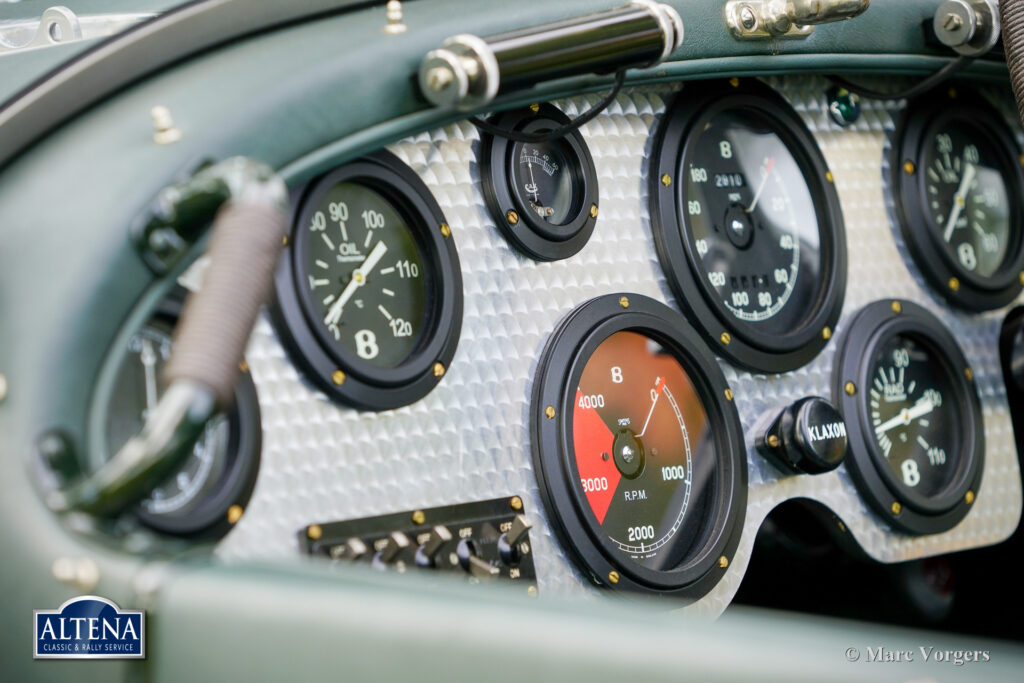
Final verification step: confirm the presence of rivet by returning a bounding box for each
[949,276,960,292]
[238,360,249,373]
[965,490,975,504]
[822,326,832,340]
[282,235,289,246]
[529,103,540,113]
[767,434,780,448]
[845,381,856,396]
[724,388,734,401]
[332,370,346,385]
[383,0,407,34]
[440,223,451,238]
[510,496,523,511]
[590,204,599,219]
[718,555,729,568]
[506,210,520,225]
[307,524,323,540]
[729,77,740,87]
[433,362,446,377]
[891,300,902,314]
[411,510,426,525]
[826,171,834,183]
[837,521,846,532]
[891,502,902,515]
[964,367,973,381]
[545,406,556,419]
[720,332,731,345]
[151,106,182,145]
[619,296,630,308]
[526,585,538,597]
[903,160,916,175]
[661,173,672,186]
[608,570,620,584]
[227,505,244,524]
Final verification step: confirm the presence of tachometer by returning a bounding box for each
[272,150,463,411]
[531,294,746,597]
[650,79,846,373]
[891,88,1024,310]
[834,299,984,535]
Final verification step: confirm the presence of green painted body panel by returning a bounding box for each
[0,1,1021,680]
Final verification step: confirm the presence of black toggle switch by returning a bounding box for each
[415,525,453,568]
[377,531,411,564]
[498,514,532,565]
[756,396,847,474]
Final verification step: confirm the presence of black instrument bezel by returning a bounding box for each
[530,294,746,598]
[890,88,1024,311]
[649,79,847,373]
[479,104,599,261]
[833,299,984,535]
[270,150,463,411]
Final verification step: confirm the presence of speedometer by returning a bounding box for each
[531,294,746,597]
[650,79,846,373]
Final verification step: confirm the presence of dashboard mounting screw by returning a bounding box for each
[433,362,446,377]
[767,434,780,448]
[238,360,249,373]
[660,173,672,186]
[282,235,289,246]
[307,525,323,540]
[529,103,540,113]
[590,204,599,219]
[718,555,729,568]
[891,301,902,314]
[382,1,407,34]
[724,388,734,401]
[150,106,182,145]
[608,570,620,584]
[227,505,244,524]
[527,585,538,597]
[332,369,346,385]
[964,367,973,381]
[965,490,975,504]
[903,160,916,175]
[948,87,957,99]
[739,5,756,30]
[619,296,630,308]
[506,209,519,225]
[510,496,524,511]
[948,276,961,292]
[440,223,451,237]
[720,332,731,345]
[891,502,902,515]
[729,77,740,88]
[545,406,556,419]
[1018,271,1024,285]
[825,171,834,183]
[837,521,846,532]
[411,510,426,525]
[844,381,856,396]
[822,326,832,340]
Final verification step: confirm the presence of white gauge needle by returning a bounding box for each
[873,397,935,436]
[324,240,388,325]
[943,161,977,243]
[140,339,159,416]
[744,157,776,214]
[638,377,665,438]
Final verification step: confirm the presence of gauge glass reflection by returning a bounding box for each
[570,331,716,571]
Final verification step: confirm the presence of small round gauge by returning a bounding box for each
[481,104,599,261]
[650,79,846,373]
[532,294,746,596]
[891,89,1024,310]
[272,151,463,411]
[834,300,984,535]
[98,307,261,538]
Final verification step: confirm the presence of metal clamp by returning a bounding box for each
[933,0,1000,57]
[725,0,870,41]
[0,6,155,55]
[418,2,684,110]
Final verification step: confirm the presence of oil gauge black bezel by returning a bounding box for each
[480,104,599,261]
[650,79,847,374]
[833,299,984,535]
[531,294,746,598]
[270,150,463,411]
[890,88,1024,311]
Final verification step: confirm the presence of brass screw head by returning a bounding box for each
[822,326,832,341]
[826,171,834,183]
[845,381,857,396]
[729,77,740,88]
[1018,271,1024,285]
[903,160,916,175]
[949,277,960,292]
[718,555,729,568]
[526,585,538,597]
[619,296,630,308]
[332,369,346,385]
[767,434,780,448]
[510,496,524,511]
[608,570,620,584]
[282,235,289,246]
[948,86,958,99]
[891,300,902,314]
[506,210,520,225]
[238,359,250,373]
[411,510,426,525]
[724,388,734,401]
[1019,155,1024,168]
[529,103,540,113]
[307,524,323,540]
[227,505,244,524]
[837,521,847,532]
[545,405,556,419]
[720,332,731,345]
[965,490,975,504]
[964,367,973,381]
[661,173,672,187]
[891,502,902,515]
[590,204,599,219]
[440,223,451,238]
[433,362,446,377]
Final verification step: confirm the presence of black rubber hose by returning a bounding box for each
[1002,0,1024,128]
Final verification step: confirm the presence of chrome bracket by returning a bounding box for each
[725,0,870,41]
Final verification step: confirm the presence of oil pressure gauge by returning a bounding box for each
[891,88,1024,310]
[834,300,984,535]
[531,294,746,597]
